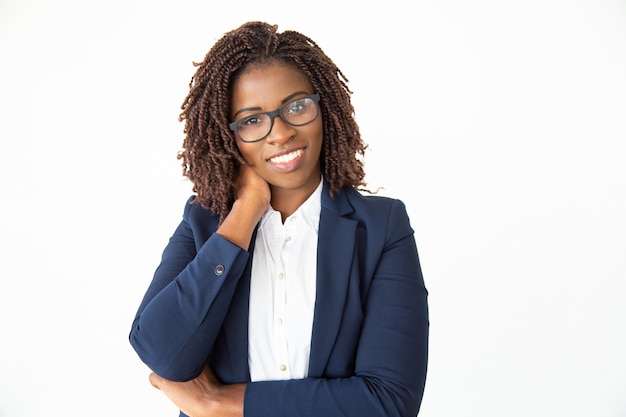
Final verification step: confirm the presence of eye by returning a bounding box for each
[285,98,308,116]
[241,115,262,127]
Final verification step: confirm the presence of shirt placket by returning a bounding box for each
[270,225,290,377]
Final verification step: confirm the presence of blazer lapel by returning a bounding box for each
[308,185,357,377]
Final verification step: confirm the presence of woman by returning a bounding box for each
[129,21,429,417]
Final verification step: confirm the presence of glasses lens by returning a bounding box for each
[236,114,271,143]
[281,97,319,126]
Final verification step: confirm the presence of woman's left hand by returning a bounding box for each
[149,365,245,417]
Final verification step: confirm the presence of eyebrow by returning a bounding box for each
[232,91,310,118]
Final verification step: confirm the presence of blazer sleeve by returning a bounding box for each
[129,198,250,381]
[244,199,429,417]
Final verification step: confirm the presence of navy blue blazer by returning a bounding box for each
[130,182,429,417]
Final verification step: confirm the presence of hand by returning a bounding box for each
[149,365,244,417]
[215,164,270,249]
[149,365,216,417]
[235,164,271,215]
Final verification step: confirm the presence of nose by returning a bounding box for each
[265,115,295,145]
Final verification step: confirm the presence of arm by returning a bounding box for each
[128,211,250,381]
[129,165,270,381]
[149,365,245,417]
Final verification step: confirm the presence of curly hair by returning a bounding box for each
[177,21,368,220]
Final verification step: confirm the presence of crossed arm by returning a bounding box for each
[149,365,244,417]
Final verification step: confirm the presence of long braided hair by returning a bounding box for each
[178,21,368,220]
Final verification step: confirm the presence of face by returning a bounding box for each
[230,62,323,198]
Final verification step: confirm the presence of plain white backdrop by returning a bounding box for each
[1,0,625,416]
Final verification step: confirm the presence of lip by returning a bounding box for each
[266,146,306,172]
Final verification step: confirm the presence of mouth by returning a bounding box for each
[267,147,306,172]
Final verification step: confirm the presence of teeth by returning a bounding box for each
[269,149,303,164]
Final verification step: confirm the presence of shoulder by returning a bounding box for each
[334,188,414,237]
[181,195,221,238]
[344,188,405,210]
[343,188,409,218]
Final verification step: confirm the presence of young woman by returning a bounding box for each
[129,21,429,417]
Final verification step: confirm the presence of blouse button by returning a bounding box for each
[214,264,225,276]
[279,364,287,372]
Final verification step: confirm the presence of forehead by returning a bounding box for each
[230,62,313,111]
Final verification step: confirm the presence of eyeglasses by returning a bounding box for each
[229,94,320,143]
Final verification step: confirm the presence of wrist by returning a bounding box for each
[213,383,246,417]
[216,200,265,250]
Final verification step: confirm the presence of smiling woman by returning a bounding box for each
[230,63,324,216]
[128,21,429,417]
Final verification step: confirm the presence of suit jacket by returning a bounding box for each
[130,182,429,417]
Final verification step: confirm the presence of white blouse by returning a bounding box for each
[248,179,322,381]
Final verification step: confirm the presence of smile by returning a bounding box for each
[268,148,304,164]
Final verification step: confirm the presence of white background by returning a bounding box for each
[1,1,625,416]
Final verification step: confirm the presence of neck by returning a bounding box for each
[270,175,321,222]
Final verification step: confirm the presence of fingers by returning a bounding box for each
[149,372,162,390]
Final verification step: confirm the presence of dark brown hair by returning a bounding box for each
[178,21,368,220]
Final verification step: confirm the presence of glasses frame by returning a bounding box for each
[229,94,321,143]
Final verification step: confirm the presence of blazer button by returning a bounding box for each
[214,264,225,276]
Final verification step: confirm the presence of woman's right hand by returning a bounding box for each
[216,164,270,250]
[234,164,271,218]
